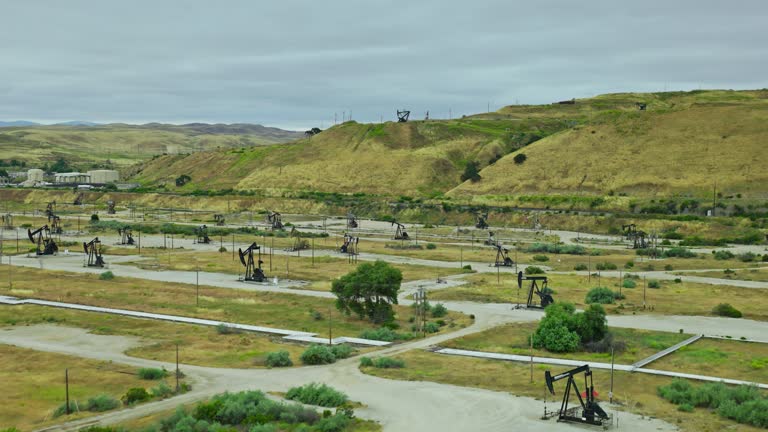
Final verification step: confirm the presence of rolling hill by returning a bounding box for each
[132,90,768,201]
[0,123,302,170]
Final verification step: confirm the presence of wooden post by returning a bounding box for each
[175,343,180,392]
[328,303,332,346]
[65,368,70,415]
[610,346,615,403]
[530,334,534,383]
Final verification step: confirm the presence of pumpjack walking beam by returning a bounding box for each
[544,364,609,426]
[517,271,554,308]
[28,225,58,255]
[83,237,105,267]
[238,242,267,282]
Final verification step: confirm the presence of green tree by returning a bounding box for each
[460,161,481,182]
[50,157,71,173]
[575,304,607,343]
[0,168,8,177]
[331,260,402,323]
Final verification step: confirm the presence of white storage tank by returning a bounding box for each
[27,169,44,182]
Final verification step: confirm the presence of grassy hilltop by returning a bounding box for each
[0,123,302,170]
[131,89,768,201]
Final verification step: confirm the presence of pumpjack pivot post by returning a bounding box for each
[84,237,105,267]
[28,225,58,256]
[392,221,409,240]
[544,364,609,426]
[517,271,554,308]
[238,242,267,282]
[493,243,513,267]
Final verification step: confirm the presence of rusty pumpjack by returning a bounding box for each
[287,227,309,251]
[195,225,211,244]
[73,193,84,206]
[340,233,359,255]
[346,213,359,229]
[392,221,409,240]
[494,243,514,267]
[622,223,648,249]
[107,200,116,215]
[49,214,63,234]
[475,211,489,229]
[214,214,225,226]
[118,227,135,245]
[238,242,267,282]
[517,271,554,308]
[84,237,105,267]
[28,225,58,255]
[545,364,609,426]
[266,211,283,230]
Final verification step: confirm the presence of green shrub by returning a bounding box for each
[300,344,337,365]
[331,344,354,359]
[525,243,588,255]
[573,263,588,271]
[624,261,635,269]
[595,262,617,271]
[151,382,174,399]
[426,243,437,250]
[663,247,697,258]
[585,287,618,304]
[373,357,405,369]
[712,303,742,318]
[359,327,415,342]
[678,403,694,412]
[648,280,661,289]
[265,351,293,367]
[524,266,545,275]
[86,394,120,412]
[658,379,768,428]
[533,254,549,262]
[215,323,241,334]
[218,246,227,252]
[622,279,637,289]
[737,252,757,262]
[286,383,348,407]
[424,322,440,333]
[121,387,150,405]
[137,367,168,380]
[359,357,374,367]
[431,303,448,318]
[99,271,114,280]
[713,250,735,260]
[513,153,527,164]
[463,264,472,270]
[316,413,351,432]
[53,401,80,417]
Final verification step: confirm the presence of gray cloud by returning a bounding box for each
[1,0,766,129]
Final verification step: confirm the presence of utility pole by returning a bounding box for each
[65,368,70,415]
[530,334,534,383]
[610,346,615,403]
[175,343,180,393]
[196,267,199,307]
[312,238,315,267]
[328,303,333,346]
[232,233,235,261]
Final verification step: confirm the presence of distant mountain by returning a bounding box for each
[0,120,40,127]
[54,121,101,126]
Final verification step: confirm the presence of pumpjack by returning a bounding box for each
[107,200,116,214]
[475,211,489,229]
[118,227,135,245]
[517,271,554,308]
[238,242,267,282]
[83,237,105,267]
[483,231,498,246]
[2,213,13,229]
[195,225,211,244]
[28,225,58,255]
[340,233,359,255]
[392,221,409,240]
[346,213,358,229]
[287,227,309,251]
[73,193,84,206]
[493,243,513,267]
[266,211,283,230]
[214,214,225,226]
[45,201,56,219]
[545,364,609,426]
[397,110,410,122]
[622,224,648,249]
[50,215,63,234]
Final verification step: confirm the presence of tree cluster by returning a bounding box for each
[331,260,402,324]
[532,302,607,353]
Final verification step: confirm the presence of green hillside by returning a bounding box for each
[0,123,302,170]
[132,89,768,201]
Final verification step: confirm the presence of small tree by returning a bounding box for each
[332,261,402,323]
[175,174,191,187]
[460,161,481,182]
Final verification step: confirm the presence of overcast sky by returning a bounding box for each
[2,0,766,130]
